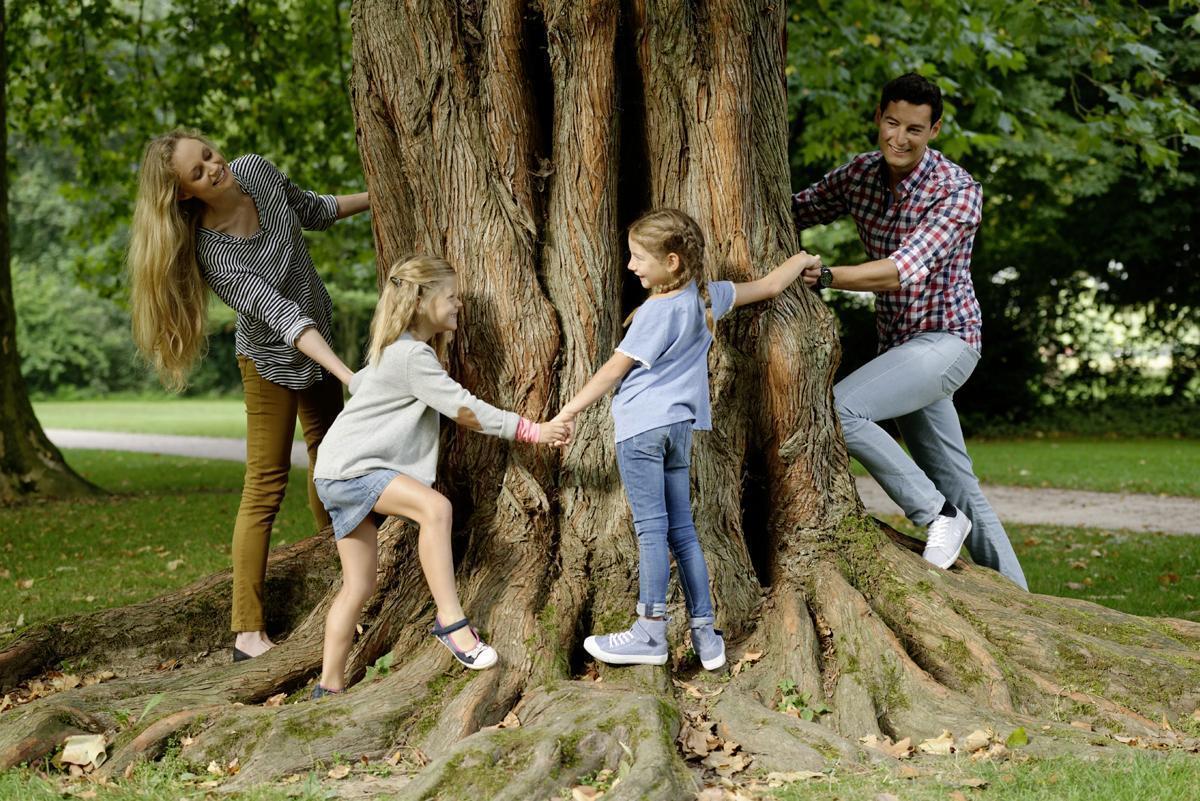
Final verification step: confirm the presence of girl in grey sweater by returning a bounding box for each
[310,256,566,695]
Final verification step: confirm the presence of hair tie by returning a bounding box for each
[389,276,400,286]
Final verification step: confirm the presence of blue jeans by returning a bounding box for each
[834,333,1028,589]
[616,421,715,621]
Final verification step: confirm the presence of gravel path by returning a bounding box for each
[46,429,1200,535]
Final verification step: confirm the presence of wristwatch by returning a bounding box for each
[818,265,834,288]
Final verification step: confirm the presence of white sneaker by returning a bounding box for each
[923,508,971,569]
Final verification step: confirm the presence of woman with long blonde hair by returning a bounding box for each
[308,255,567,694]
[128,129,370,661]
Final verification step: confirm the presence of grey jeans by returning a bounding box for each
[834,332,1028,589]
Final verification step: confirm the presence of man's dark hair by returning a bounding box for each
[879,73,943,125]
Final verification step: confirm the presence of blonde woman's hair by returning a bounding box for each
[626,208,714,331]
[128,128,218,392]
[367,255,458,366]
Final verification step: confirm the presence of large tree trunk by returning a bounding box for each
[1,2,1198,797]
[0,0,98,505]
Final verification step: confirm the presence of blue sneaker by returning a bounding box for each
[584,616,668,666]
[689,617,726,671]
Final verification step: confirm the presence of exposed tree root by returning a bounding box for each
[0,535,339,693]
[396,679,693,801]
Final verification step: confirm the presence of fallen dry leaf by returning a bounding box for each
[166,559,184,571]
[681,724,715,758]
[696,789,725,801]
[1113,734,1141,747]
[180,735,195,748]
[875,794,901,801]
[75,791,98,800]
[263,693,287,707]
[860,734,913,759]
[962,728,992,752]
[226,757,240,776]
[764,770,825,785]
[897,764,926,779]
[955,776,989,788]
[1070,720,1094,732]
[279,774,302,785]
[948,792,968,801]
[1161,713,1172,731]
[51,674,81,692]
[328,763,351,779]
[17,579,33,589]
[970,743,1009,762]
[917,729,956,756]
[702,746,752,777]
[206,760,224,776]
[571,786,601,801]
[730,650,764,677]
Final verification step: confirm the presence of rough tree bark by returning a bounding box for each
[0,0,99,505]
[1,1,1197,798]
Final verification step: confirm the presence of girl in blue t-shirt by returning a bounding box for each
[554,208,819,669]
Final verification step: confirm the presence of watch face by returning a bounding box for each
[819,268,833,288]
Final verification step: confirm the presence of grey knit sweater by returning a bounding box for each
[313,334,519,485]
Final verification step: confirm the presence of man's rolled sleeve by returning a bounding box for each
[792,160,855,231]
[889,182,982,287]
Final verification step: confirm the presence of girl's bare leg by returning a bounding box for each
[373,475,477,652]
[318,519,379,691]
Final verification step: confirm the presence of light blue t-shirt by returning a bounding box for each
[611,280,736,442]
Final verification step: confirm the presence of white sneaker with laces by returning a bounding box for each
[923,507,972,569]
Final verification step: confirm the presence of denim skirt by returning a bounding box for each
[314,469,400,540]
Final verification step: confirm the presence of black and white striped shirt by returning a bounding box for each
[196,154,339,390]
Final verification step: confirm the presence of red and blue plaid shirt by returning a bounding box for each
[792,148,984,353]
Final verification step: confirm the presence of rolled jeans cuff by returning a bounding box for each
[636,602,670,618]
[688,615,715,628]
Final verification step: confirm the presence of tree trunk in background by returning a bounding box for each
[0,3,1196,797]
[0,0,98,504]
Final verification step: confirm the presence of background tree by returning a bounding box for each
[0,0,97,502]
[0,2,1197,798]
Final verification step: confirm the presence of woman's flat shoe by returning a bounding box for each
[431,617,498,670]
[232,647,253,663]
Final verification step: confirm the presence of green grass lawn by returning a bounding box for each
[0,450,315,636]
[850,436,1199,497]
[36,399,1199,495]
[875,514,1200,622]
[33,398,256,438]
[770,751,1200,801]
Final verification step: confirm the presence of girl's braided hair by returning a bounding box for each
[626,208,714,331]
[367,255,457,366]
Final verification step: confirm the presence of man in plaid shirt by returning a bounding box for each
[796,73,1026,589]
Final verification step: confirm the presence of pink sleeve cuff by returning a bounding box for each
[515,417,541,443]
